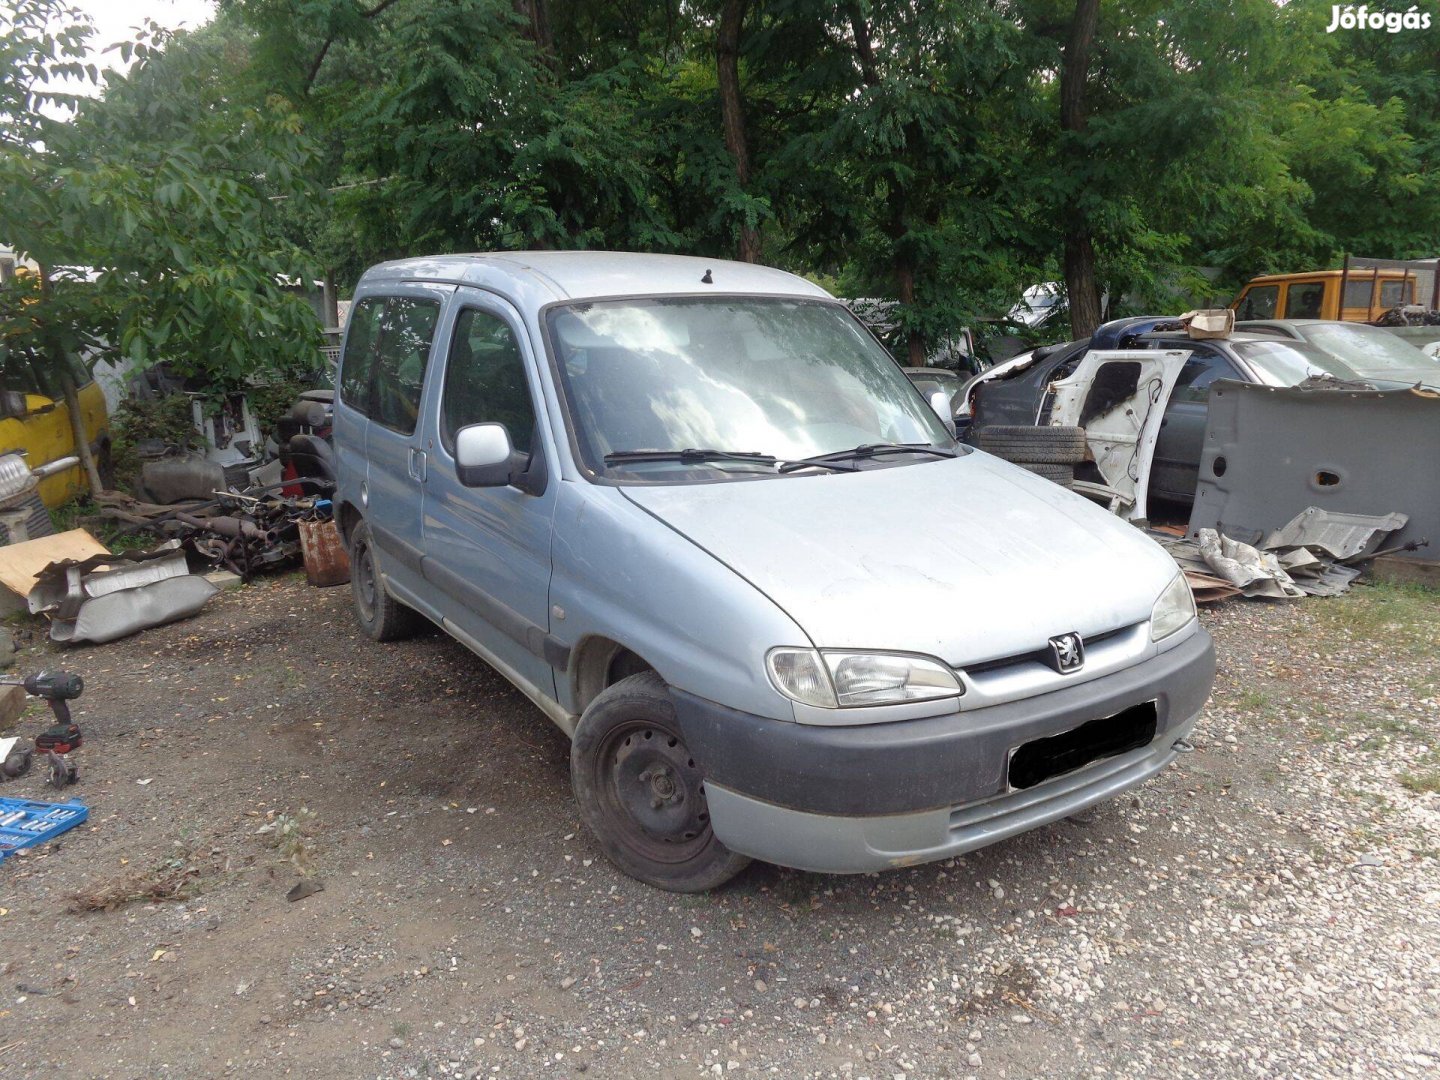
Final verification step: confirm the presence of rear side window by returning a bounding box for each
[1284,282,1324,319]
[1172,350,1240,403]
[1343,279,1375,308]
[338,296,441,435]
[1378,280,1410,308]
[441,309,536,455]
[371,299,440,434]
[339,299,384,409]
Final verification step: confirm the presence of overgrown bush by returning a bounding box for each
[110,393,200,486]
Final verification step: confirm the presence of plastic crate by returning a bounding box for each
[0,797,88,861]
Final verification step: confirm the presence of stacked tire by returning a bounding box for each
[975,425,1088,488]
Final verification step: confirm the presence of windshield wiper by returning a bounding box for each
[778,442,957,473]
[604,448,778,466]
[604,447,855,474]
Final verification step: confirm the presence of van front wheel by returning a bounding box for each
[571,673,751,892]
[349,520,423,642]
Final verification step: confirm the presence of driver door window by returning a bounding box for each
[1237,286,1278,320]
[441,308,537,457]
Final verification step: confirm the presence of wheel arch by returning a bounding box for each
[336,500,363,549]
[570,635,658,716]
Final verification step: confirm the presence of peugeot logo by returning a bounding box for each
[1048,632,1085,673]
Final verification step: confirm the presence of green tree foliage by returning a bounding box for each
[0,0,323,430]
[14,0,1440,393]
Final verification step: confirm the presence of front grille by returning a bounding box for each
[960,625,1131,677]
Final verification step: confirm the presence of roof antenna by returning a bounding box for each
[701,269,713,284]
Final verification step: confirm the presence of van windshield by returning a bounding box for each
[547,297,953,479]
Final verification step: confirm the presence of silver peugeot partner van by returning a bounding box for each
[334,252,1215,892]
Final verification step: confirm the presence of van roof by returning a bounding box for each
[360,251,831,303]
[1245,269,1411,284]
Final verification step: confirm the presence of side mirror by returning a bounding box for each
[455,422,515,487]
[924,388,958,438]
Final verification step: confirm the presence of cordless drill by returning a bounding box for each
[1,671,85,753]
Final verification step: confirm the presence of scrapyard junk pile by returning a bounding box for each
[0,530,217,645]
[1154,512,1423,603]
[965,308,1438,604]
[89,484,349,587]
[83,369,349,588]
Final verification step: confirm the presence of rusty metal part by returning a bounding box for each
[297,518,351,587]
[173,512,278,545]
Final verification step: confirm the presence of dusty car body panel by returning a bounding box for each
[1049,349,1187,521]
[621,450,1179,678]
[1191,382,1440,564]
[0,382,108,508]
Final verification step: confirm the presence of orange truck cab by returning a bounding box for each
[1230,270,1421,322]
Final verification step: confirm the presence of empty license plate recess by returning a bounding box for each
[1008,701,1158,790]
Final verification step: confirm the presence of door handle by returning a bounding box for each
[409,448,426,482]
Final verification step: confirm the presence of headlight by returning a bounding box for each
[766,648,962,709]
[1150,573,1197,641]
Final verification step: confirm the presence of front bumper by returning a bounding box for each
[672,627,1214,874]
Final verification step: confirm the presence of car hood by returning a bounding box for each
[620,452,1179,665]
[1366,369,1440,390]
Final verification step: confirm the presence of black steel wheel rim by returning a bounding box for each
[594,720,712,864]
[355,540,378,620]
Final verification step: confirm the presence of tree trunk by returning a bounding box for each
[1060,0,1103,339]
[717,0,760,262]
[322,272,339,329]
[514,0,555,68]
[61,370,105,498]
[895,258,926,366]
[848,2,879,86]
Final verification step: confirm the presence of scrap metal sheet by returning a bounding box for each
[1262,508,1408,560]
[1190,383,1440,562]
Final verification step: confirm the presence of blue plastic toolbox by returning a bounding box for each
[0,797,88,860]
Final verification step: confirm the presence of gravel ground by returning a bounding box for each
[0,573,1436,1079]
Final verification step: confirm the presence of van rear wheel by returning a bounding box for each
[350,520,423,642]
[571,672,750,892]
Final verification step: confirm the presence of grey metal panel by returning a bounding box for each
[54,575,217,644]
[1189,382,1440,561]
[1262,508,1408,559]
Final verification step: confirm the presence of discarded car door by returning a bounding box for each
[1047,350,1187,521]
[333,253,1215,892]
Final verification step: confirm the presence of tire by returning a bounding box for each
[571,672,751,892]
[977,425,1087,463]
[1018,461,1075,487]
[349,520,424,642]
